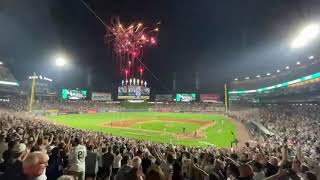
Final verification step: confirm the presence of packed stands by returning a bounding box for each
[0,110,319,180]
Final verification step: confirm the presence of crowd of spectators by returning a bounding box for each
[0,105,318,180]
[258,105,320,161]
[38,100,124,113]
[149,102,225,113]
[0,96,27,112]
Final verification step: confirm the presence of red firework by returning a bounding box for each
[106,18,160,78]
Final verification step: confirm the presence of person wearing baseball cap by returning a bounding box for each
[1,143,28,179]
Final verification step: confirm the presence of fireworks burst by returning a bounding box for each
[106,18,160,78]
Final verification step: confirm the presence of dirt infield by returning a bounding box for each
[99,118,214,139]
[100,118,212,128]
[98,117,250,142]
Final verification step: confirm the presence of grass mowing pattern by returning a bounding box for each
[48,112,236,147]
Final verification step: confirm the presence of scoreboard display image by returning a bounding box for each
[62,89,87,100]
[176,93,196,102]
[118,86,150,100]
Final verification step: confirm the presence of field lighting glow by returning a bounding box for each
[291,24,319,48]
[229,72,320,94]
[55,57,67,67]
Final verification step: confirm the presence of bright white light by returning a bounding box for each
[285,66,290,69]
[0,62,3,65]
[309,56,314,59]
[0,81,19,86]
[291,24,319,48]
[234,78,238,81]
[277,70,281,73]
[296,61,301,65]
[55,57,67,67]
[267,73,271,76]
[256,75,261,78]
[245,77,250,80]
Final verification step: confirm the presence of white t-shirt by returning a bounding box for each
[113,154,122,168]
[69,145,87,172]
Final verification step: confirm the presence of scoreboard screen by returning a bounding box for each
[118,86,150,99]
[176,93,196,102]
[62,89,87,100]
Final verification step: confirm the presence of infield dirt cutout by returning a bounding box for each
[98,118,214,139]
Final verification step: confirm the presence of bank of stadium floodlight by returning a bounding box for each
[55,57,67,67]
[266,73,271,76]
[234,78,238,81]
[277,69,281,73]
[296,61,301,65]
[245,77,250,80]
[291,24,319,49]
[309,56,314,60]
[285,66,290,70]
[256,75,261,78]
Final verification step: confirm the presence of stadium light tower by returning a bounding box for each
[291,24,319,48]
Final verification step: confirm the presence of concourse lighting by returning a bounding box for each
[229,71,320,94]
[291,24,319,48]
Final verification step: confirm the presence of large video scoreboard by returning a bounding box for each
[118,86,150,100]
[62,89,87,100]
[176,93,196,102]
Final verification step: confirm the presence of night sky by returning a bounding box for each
[1,0,320,94]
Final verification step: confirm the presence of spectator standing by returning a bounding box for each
[85,145,99,180]
[112,150,122,177]
[115,155,132,180]
[101,146,114,180]
[67,138,87,180]
[47,147,64,180]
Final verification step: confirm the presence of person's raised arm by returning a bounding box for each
[48,134,54,145]
[225,156,240,167]
[192,163,209,178]
[279,145,288,167]
[263,168,287,180]
[296,144,304,162]
[32,131,40,147]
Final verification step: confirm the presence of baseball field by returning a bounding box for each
[48,112,239,147]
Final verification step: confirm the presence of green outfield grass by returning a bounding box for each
[48,112,236,147]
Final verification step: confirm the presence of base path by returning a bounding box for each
[228,117,251,146]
